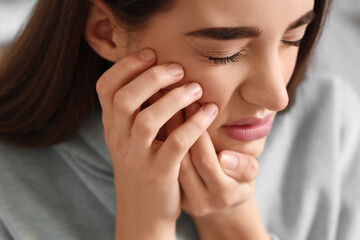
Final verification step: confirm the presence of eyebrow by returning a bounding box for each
[186,26,261,40]
[185,10,315,40]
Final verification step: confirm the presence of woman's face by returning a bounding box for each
[122,0,314,157]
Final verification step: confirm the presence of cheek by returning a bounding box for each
[134,36,239,110]
[182,64,237,110]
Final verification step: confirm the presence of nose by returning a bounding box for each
[239,52,289,111]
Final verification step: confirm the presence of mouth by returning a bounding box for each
[222,114,274,142]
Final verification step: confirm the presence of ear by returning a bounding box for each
[84,0,128,62]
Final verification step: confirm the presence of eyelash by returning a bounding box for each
[282,39,303,47]
[208,39,303,66]
[208,52,241,66]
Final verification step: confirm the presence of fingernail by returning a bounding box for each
[185,83,201,95]
[166,63,184,77]
[202,103,218,116]
[139,49,155,62]
[221,153,238,170]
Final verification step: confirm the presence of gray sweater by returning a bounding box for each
[1,73,360,240]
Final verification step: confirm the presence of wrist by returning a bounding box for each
[193,197,271,240]
[115,217,177,240]
[114,190,180,240]
[115,202,178,240]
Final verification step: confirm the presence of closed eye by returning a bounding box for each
[282,38,303,47]
[208,52,241,66]
[207,37,304,66]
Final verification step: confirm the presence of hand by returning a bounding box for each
[166,103,270,239]
[96,49,218,240]
[164,102,258,216]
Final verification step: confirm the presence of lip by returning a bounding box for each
[222,114,274,142]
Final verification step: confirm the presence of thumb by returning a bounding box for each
[218,151,259,182]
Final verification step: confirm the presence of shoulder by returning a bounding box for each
[0,141,62,172]
[0,141,72,197]
[0,111,100,191]
[0,141,73,222]
[0,110,112,203]
[0,110,109,168]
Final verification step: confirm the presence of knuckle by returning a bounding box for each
[96,75,109,96]
[117,56,134,71]
[147,67,165,84]
[191,205,210,217]
[134,113,156,136]
[168,131,188,152]
[214,193,233,209]
[113,91,132,115]
[188,117,206,131]
[194,155,213,171]
[96,56,137,97]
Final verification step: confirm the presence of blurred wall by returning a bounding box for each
[0,0,37,44]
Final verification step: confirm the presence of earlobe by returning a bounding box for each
[84,1,128,62]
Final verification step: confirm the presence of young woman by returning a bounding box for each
[1,0,360,239]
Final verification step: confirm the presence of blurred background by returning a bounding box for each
[0,0,359,94]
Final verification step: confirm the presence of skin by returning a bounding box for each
[84,0,314,239]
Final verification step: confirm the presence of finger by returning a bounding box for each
[155,103,218,172]
[131,83,202,149]
[96,49,156,118]
[162,102,196,152]
[144,90,163,108]
[164,108,184,137]
[157,109,183,142]
[113,63,184,137]
[184,103,227,190]
[218,151,259,182]
[178,103,209,212]
[189,130,228,191]
[148,91,167,141]
[114,63,184,115]
[179,154,207,213]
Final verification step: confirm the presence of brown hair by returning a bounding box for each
[0,0,331,148]
[0,45,3,63]
[286,0,332,110]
